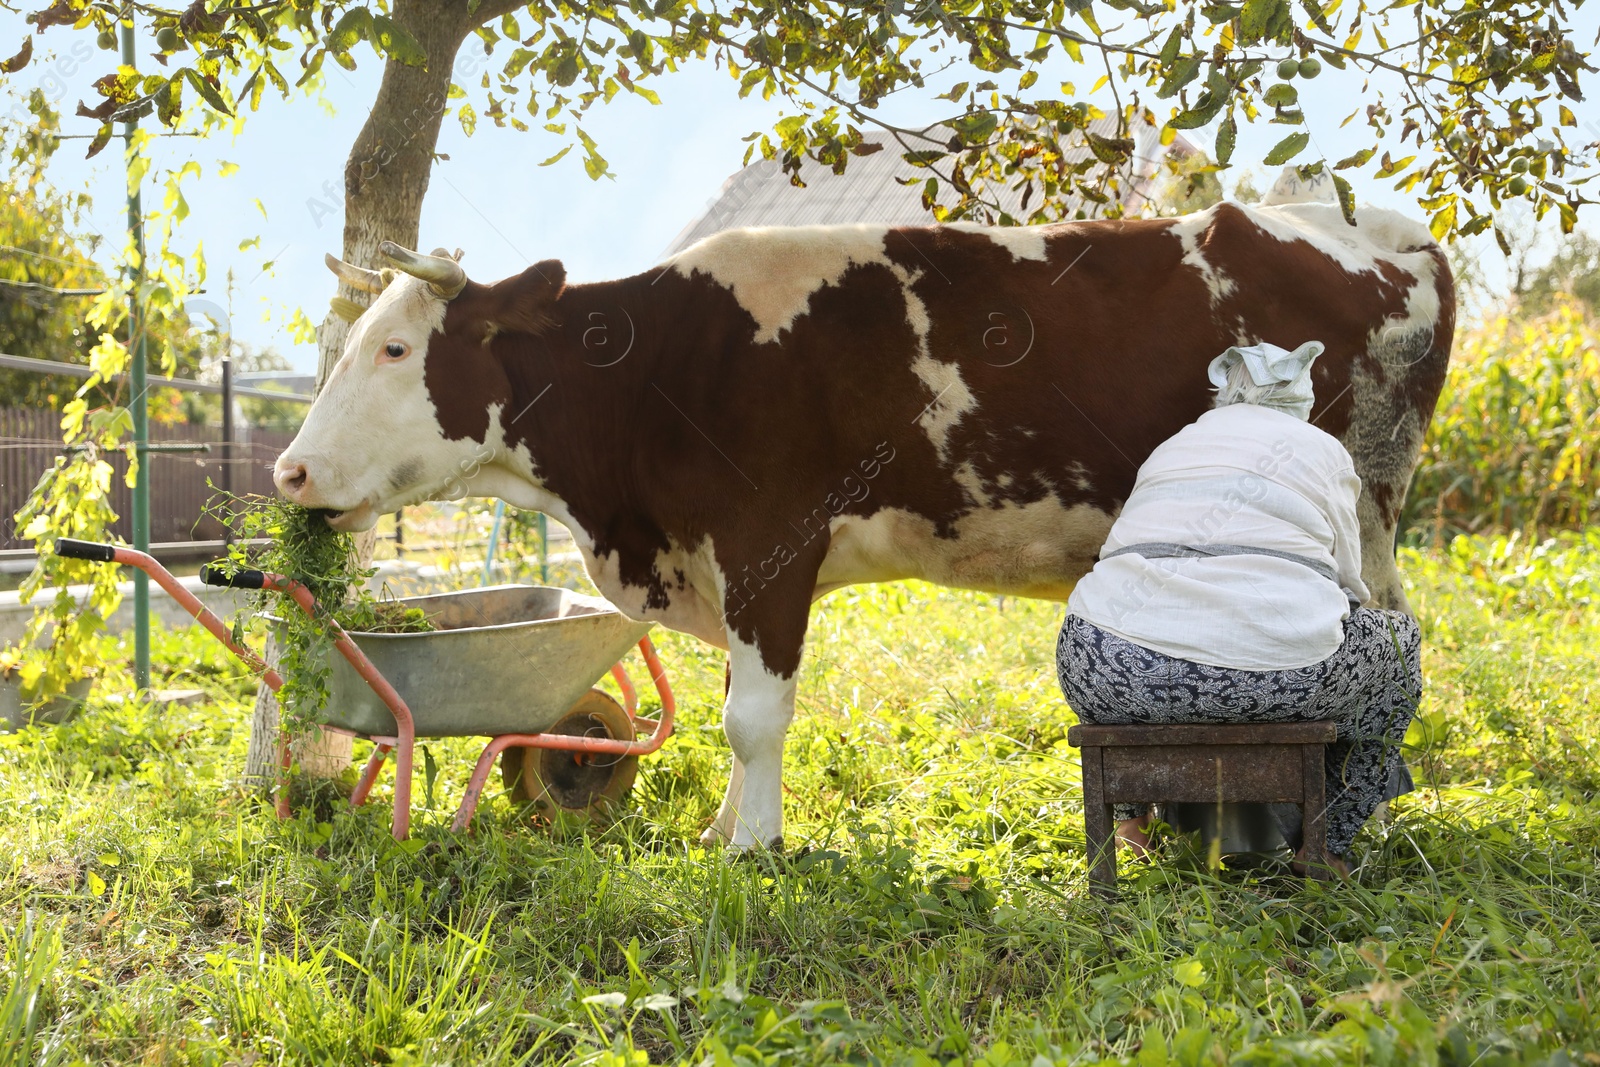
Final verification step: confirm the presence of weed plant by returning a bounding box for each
[0,534,1596,1064]
[204,493,432,731]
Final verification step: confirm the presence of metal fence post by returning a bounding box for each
[220,356,233,544]
[120,14,150,691]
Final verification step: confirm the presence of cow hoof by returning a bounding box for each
[728,835,784,857]
[703,831,784,855]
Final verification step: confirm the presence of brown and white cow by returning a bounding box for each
[277,193,1454,851]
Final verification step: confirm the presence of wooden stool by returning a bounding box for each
[1066,721,1337,891]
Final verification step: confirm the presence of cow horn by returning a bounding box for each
[379,241,467,299]
[324,253,387,295]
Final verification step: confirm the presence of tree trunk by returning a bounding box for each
[243,0,499,786]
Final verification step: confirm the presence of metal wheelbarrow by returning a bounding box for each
[52,538,675,840]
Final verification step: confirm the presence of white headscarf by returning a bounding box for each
[1207,341,1325,421]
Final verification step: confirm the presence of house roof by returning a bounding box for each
[662,120,1195,258]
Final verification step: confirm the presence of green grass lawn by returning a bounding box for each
[3,533,1598,1066]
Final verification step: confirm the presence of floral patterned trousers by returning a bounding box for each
[1057,609,1422,856]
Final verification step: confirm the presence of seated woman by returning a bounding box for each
[1057,341,1422,876]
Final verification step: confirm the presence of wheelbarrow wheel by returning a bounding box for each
[500,689,638,825]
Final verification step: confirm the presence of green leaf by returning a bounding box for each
[371,15,427,66]
[1168,92,1226,130]
[183,69,233,117]
[325,7,372,54]
[1239,0,1279,42]
[949,111,998,143]
[1085,131,1133,164]
[1157,55,1202,99]
[422,745,439,809]
[1263,130,1309,165]
[1215,112,1237,164]
[1263,83,1298,107]
[1158,25,1184,67]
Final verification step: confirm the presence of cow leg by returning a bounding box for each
[700,755,746,847]
[706,634,801,852]
[1341,288,1453,616]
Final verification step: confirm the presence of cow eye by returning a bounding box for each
[379,340,410,362]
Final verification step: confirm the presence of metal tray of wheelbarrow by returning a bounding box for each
[316,585,651,738]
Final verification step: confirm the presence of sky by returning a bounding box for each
[2,8,1596,374]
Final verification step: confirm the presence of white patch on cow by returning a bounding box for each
[1068,461,1094,492]
[892,261,978,462]
[667,224,891,344]
[275,275,456,524]
[910,354,977,461]
[952,460,990,506]
[1241,201,1438,279]
[814,497,1116,601]
[946,221,1053,262]
[1167,209,1237,305]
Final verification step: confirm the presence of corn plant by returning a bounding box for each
[1411,298,1599,539]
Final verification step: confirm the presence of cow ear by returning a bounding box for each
[486,259,566,336]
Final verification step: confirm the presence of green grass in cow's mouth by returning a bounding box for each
[203,492,433,727]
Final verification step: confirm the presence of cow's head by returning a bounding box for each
[273,243,565,531]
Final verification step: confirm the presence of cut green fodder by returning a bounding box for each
[205,493,431,729]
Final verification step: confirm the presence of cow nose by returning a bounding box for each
[275,460,310,500]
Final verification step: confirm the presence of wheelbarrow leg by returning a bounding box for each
[275,727,292,820]
[351,744,391,807]
[392,734,413,840]
[453,736,520,833]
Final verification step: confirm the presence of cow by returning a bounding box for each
[276,191,1455,852]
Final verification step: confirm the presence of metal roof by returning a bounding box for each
[663,120,1193,257]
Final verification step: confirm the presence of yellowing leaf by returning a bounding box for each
[1174,959,1206,987]
[1429,200,1457,241]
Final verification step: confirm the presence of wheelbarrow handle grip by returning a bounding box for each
[200,563,266,590]
[54,538,118,562]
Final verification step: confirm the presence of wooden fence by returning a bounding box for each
[0,407,294,549]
